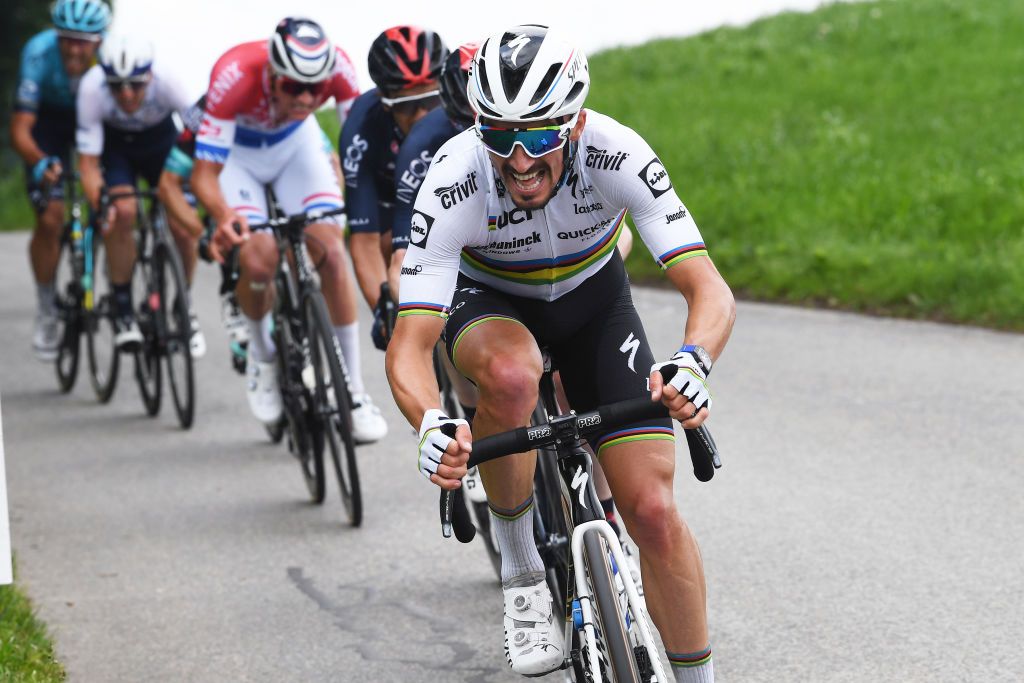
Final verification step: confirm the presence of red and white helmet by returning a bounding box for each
[468,25,589,123]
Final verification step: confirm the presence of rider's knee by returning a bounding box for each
[36,204,64,237]
[113,198,137,230]
[618,485,680,555]
[478,357,541,422]
[239,245,277,284]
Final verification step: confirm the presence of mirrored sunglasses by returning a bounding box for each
[475,112,579,159]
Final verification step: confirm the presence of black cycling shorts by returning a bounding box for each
[100,115,177,189]
[443,253,674,456]
[23,106,76,208]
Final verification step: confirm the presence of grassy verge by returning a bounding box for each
[588,0,1024,329]
[0,169,34,232]
[0,563,65,682]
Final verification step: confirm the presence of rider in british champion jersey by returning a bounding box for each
[338,26,448,340]
[76,35,192,350]
[9,0,111,360]
[386,26,735,679]
[196,17,386,443]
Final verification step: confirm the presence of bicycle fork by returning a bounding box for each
[570,520,667,683]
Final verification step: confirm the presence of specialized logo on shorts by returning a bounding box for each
[409,211,435,248]
[585,146,629,171]
[487,208,533,231]
[619,332,640,373]
[639,157,672,198]
[343,134,369,184]
[665,206,688,223]
[434,171,479,209]
[396,149,433,205]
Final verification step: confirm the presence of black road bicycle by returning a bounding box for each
[105,189,196,429]
[442,363,721,682]
[254,207,362,526]
[50,164,120,401]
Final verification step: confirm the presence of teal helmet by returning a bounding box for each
[52,0,112,37]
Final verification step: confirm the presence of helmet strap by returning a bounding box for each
[549,139,577,199]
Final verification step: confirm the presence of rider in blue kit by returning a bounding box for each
[337,26,448,342]
[9,0,111,360]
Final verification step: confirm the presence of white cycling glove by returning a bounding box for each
[651,344,714,411]
[417,408,469,480]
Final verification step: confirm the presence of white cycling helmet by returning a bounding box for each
[98,35,154,80]
[468,25,589,123]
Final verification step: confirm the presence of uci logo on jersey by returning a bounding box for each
[639,157,673,198]
[409,211,435,248]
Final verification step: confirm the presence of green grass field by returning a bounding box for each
[587,0,1024,328]
[0,565,65,682]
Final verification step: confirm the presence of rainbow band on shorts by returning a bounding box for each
[595,426,675,456]
[450,315,525,369]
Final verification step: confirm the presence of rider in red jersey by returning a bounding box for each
[194,17,387,442]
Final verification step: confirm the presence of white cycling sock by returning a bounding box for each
[246,314,275,362]
[333,322,365,395]
[668,646,714,682]
[36,282,56,317]
[490,497,545,584]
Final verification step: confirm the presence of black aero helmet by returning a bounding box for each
[368,26,449,93]
[440,42,479,129]
[268,17,336,83]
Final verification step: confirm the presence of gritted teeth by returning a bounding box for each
[511,170,540,181]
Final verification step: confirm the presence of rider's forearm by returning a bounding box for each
[667,257,736,362]
[349,232,388,308]
[387,248,406,300]
[9,112,45,166]
[157,172,204,237]
[79,154,104,209]
[385,323,444,428]
[191,159,232,223]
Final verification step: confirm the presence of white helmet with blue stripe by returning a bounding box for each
[468,25,589,123]
[98,35,154,80]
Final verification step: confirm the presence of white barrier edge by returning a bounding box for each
[0,392,11,584]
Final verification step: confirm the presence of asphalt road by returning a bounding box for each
[1,231,1022,682]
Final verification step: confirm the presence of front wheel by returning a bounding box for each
[132,254,161,417]
[155,243,195,428]
[86,237,120,403]
[304,291,362,527]
[54,231,81,393]
[582,530,641,683]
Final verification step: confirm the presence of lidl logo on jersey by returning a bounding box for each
[487,208,533,231]
[584,146,629,171]
[434,172,479,209]
[639,157,673,198]
[410,211,435,248]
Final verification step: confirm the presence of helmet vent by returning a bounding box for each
[564,81,586,107]
[478,62,494,103]
[527,103,555,120]
[529,63,561,107]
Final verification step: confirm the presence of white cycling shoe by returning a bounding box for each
[189,315,207,358]
[246,351,282,424]
[503,576,564,676]
[350,393,387,444]
[32,311,60,362]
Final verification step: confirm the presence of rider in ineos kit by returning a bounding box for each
[386,26,735,680]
